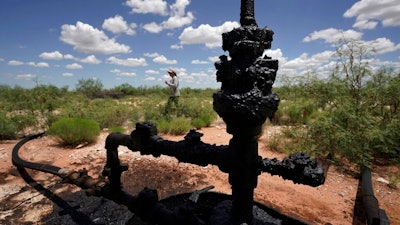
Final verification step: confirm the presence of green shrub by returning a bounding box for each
[155,120,171,134]
[47,118,100,146]
[59,98,131,129]
[169,117,192,135]
[109,126,126,133]
[0,113,18,139]
[191,118,206,129]
[266,132,284,153]
[155,117,192,135]
[191,113,216,129]
[87,99,131,129]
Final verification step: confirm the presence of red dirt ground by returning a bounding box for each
[1,121,399,224]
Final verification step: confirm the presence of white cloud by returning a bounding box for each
[344,0,400,29]
[125,0,168,15]
[153,55,177,64]
[79,55,102,64]
[39,51,63,60]
[161,12,194,30]
[110,68,137,77]
[64,54,75,60]
[65,63,83,69]
[41,52,102,64]
[145,76,156,81]
[62,72,74,77]
[191,59,209,65]
[145,52,177,64]
[102,15,136,35]
[208,56,220,62]
[26,62,50,67]
[179,21,240,48]
[8,60,24,66]
[161,0,193,29]
[170,44,183,49]
[303,28,363,43]
[283,51,334,70]
[145,70,160,75]
[107,56,148,67]
[119,72,137,77]
[144,52,160,58]
[266,49,336,82]
[263,48,287,64]
[142,22,163,33]
[60,21,131,54]
[312,51,335,62]
[364,37,400,55]
[370,59,400,73]
[141,0,194,33]
[16,74,36,79]
[352,20,378,30]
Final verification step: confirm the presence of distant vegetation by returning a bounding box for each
[1,39,399,168]
[0,82,218,139]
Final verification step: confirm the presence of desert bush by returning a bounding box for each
[168,117,192,135]
[266,132,284,153]
[155,120,171,134]
[0,112,18,139]
[0,84,70,133]
[87,99,131,129]
[75,78,104,99]
[191,113,216,129]
[58,98,131,129]
[109,126,126,134]
[155,117,192,135]
[279,39,400,166]
[191,118,206,129]
[274,100,313,125]
[47,118,100,146]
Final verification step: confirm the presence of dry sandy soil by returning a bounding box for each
[0,121,399,225]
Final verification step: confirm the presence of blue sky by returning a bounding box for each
[1,0,399,89]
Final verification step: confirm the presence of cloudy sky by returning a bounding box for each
[1,0,399,89]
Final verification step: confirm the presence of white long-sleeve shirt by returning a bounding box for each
[166,76,180,97]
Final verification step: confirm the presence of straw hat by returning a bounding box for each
[168,69,176,75]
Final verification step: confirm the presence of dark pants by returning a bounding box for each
[165,96,179,114]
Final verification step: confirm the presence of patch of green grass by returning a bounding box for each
[109,126,126,134]
[155,117,192,135]
[47,118,100,146]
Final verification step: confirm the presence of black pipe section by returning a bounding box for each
[104,122,326,186]
[260,152,325,187]
[240,0,257,26]
[104,122,326,188]
[131,122,231,171]
[11,132,210,225]
[361,166,390,225]
[12,132,69,176]
[16,166,97,225]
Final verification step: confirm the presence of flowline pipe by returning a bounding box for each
[360,166,390,225]
[12,132,69,176]
[11,132,213,225]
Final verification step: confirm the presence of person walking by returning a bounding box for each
[164,69,180,114]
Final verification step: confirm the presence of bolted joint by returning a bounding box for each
[131,122,162,156]
[184,129,204,145]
